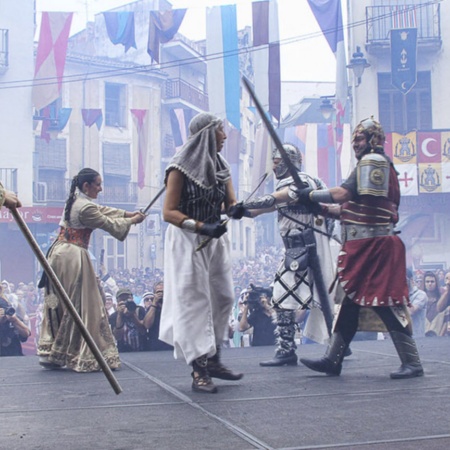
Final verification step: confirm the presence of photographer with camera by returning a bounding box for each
[109,288,146,352]
[0,298,31,356]
[143,283,173,351]
[239,285,276,347]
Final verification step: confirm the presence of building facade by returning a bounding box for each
[348,0,450,270]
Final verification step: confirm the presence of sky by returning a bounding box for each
[35,0,337,82]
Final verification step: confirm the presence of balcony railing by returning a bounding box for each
[33,178,71,203]
[102,182,138,205]
[366,3,441,46]
[165,78,208,110]
[0,29,8,71]
[0,168,17,193]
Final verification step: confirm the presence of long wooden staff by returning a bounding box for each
[11,208,123,395]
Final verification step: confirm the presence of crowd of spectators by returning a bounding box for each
[409,268,450,337]
[2,256,449,358]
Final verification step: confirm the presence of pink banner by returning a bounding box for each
[131,109,149,189]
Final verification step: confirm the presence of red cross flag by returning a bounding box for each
[32,12,73,111]
[398,164,418,196]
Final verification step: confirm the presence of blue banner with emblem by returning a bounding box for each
[391,28,417,95]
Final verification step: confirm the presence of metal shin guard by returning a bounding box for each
[300,332,348,376]
[260,310,298,367]
[207,346,243,380]
[389,331,424,379]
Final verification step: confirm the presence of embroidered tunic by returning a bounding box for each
[37,193,133,372]
[337,160,409,307]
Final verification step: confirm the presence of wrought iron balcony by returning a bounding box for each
[366,3,441,52]
[102,181,138,205]
[33,179,71,203]
[164,78,208,110]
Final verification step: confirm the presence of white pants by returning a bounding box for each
[160,225,234,365]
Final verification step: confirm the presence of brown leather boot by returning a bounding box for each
[207,347,243,380]
[191,355,217,393]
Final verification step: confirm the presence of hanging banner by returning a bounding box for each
[391,28,417,95]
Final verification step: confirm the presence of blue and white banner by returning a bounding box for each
[206,5,240,130]
[391,28,417,95]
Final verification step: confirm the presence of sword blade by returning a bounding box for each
[142,186,166,215]
[242,77,307,190]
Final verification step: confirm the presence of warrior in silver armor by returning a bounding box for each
[230,144,335,366]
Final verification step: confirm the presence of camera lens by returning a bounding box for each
[5,306,15,316]
[125,300,137,312]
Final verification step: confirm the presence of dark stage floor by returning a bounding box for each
[2,337,450,450]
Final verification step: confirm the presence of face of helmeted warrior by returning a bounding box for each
[272,144,302,179]
[351,117,386,160]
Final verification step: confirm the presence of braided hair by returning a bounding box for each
[64,168,100,222]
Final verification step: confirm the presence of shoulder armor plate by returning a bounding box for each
[357,153,390,197]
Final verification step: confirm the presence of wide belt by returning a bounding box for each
[57,227,92,249]
[342,223,395,242]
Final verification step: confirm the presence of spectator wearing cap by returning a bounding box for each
[109,288,146,352]
[143,282,173,351]
[142,292,155,312]
[406,269,427,338]
[104,293,116,316]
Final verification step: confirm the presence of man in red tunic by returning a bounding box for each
[297,117,424,379]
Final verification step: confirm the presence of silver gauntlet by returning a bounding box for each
[310,189,334,203]
[243,194,276,210]
[181,218,197,233]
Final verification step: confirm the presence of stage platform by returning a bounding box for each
[2,337,449,450]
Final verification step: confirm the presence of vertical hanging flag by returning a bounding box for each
[33,12,73,111]
[308,0,347,184]
[391,28,417,95]
[103,12,137,52]
[252,0,281,124]
[81,109,103,130]
[391,5,417,29]
[169,108,190,152]
[283,125,307,157]
[222,119,240,165]
[252,123,272,196]
[147,9,187,63]
[317,123,336,187]
[222,119,241,189]
[206,5,240,130]
[131,109,149,189]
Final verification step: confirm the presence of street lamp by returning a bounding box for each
[347,46,370,87]
[319,97,335,120]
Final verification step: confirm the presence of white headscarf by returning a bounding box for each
[165,112,231,189]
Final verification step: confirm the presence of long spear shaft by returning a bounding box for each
[10,208,123,395]
[141,186,166,215]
